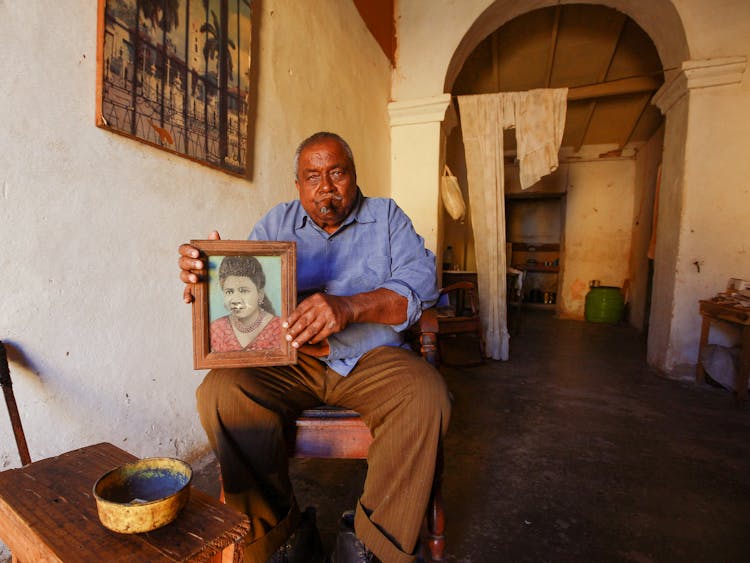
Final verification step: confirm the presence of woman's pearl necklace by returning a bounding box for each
[230,310,266,334]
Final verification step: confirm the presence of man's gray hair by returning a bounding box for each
[293,132,356,179]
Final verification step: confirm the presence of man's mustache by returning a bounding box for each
[318,194,343,214]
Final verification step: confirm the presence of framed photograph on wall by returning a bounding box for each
[95,0,253,177]
[191,240,297,369]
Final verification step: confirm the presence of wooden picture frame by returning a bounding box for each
[191,240,297,369]
[96,0,254,177]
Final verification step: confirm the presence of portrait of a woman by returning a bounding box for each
[210,255,281,352]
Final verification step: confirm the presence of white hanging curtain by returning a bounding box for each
[458,89,567,360]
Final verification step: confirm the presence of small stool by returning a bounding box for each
[0,442,249,562]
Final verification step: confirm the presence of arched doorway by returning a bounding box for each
[442,4,666,337]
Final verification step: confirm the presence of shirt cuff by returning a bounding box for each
[381,280,435,332]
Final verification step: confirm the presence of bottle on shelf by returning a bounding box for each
[443,246,454,270]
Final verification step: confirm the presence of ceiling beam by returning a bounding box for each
[544,5,561,88]
[574,15,626,152]
[617,93,652,149]
[601,15,628,82]
[492,33,500,90]
[568,75,663,101]
[574,101,596,153]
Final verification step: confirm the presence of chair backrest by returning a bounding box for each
[435,283,484,366]
[438,282,479,318]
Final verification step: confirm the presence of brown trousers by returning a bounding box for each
[196,346,450,563]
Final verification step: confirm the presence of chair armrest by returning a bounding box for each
[439,281,476,296]
[415,308,439,366]
[418,307,439,334]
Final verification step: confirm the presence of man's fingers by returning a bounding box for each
[179,255,203,270]
[178,242,207,305]
[285,314,339,348]
[179,243,201,259]
[183,284,195,304]
[208,230,221,240]
[287,325,330,348]
[283,293,352,348]
[180,269,202,284]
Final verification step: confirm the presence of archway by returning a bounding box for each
[433,0,691,367]
[443,0,689,94]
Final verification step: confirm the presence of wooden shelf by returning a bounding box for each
[523,302,557,310]
[516,265,559,273]
[510,242,560,252]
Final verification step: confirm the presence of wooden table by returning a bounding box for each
[697,299,750,400]
[0,442,249,562]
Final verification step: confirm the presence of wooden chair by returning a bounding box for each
[218,310,446,562]
[435,281,484,366]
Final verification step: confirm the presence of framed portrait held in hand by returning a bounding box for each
[191,240,297,369]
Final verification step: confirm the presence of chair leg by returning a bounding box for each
[420,444,446,562]
[421,489,446,561]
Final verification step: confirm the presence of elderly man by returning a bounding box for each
[179,132,450,563]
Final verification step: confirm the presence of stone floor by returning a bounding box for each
[193,310,750,562]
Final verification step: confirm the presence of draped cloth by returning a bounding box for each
[457,89,567,360]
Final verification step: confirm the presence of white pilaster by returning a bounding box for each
[388,94,452,253]
[652,56,746,114]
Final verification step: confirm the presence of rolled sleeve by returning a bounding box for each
[381,278,433,332]
[383,204,439,331]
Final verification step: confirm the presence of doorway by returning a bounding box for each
[443,4,664,333]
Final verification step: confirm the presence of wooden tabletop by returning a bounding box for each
[699,299,750,325]
[0,442,249,562]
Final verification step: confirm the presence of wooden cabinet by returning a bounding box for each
[510,242,560,307]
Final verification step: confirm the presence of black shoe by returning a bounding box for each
[269,506,325,563]
[329,510,378,563]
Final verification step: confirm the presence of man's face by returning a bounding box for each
[295,138,357,233]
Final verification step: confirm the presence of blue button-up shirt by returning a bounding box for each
[250,190,438,375]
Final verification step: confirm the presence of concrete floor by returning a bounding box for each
[194,310,750,562]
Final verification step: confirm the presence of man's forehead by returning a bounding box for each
[300,143,350,168]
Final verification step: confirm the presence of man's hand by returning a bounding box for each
[283,288,407,350]
[178,230,220,303]
[283,293,354,349]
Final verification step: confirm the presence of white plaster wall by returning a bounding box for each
[0,0,391,470]
[558,160,635,319]
[391,121,444,252]
[664,82,750,375]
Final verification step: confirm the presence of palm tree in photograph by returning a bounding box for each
[200,0,236,165]
[140,0,181,32]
